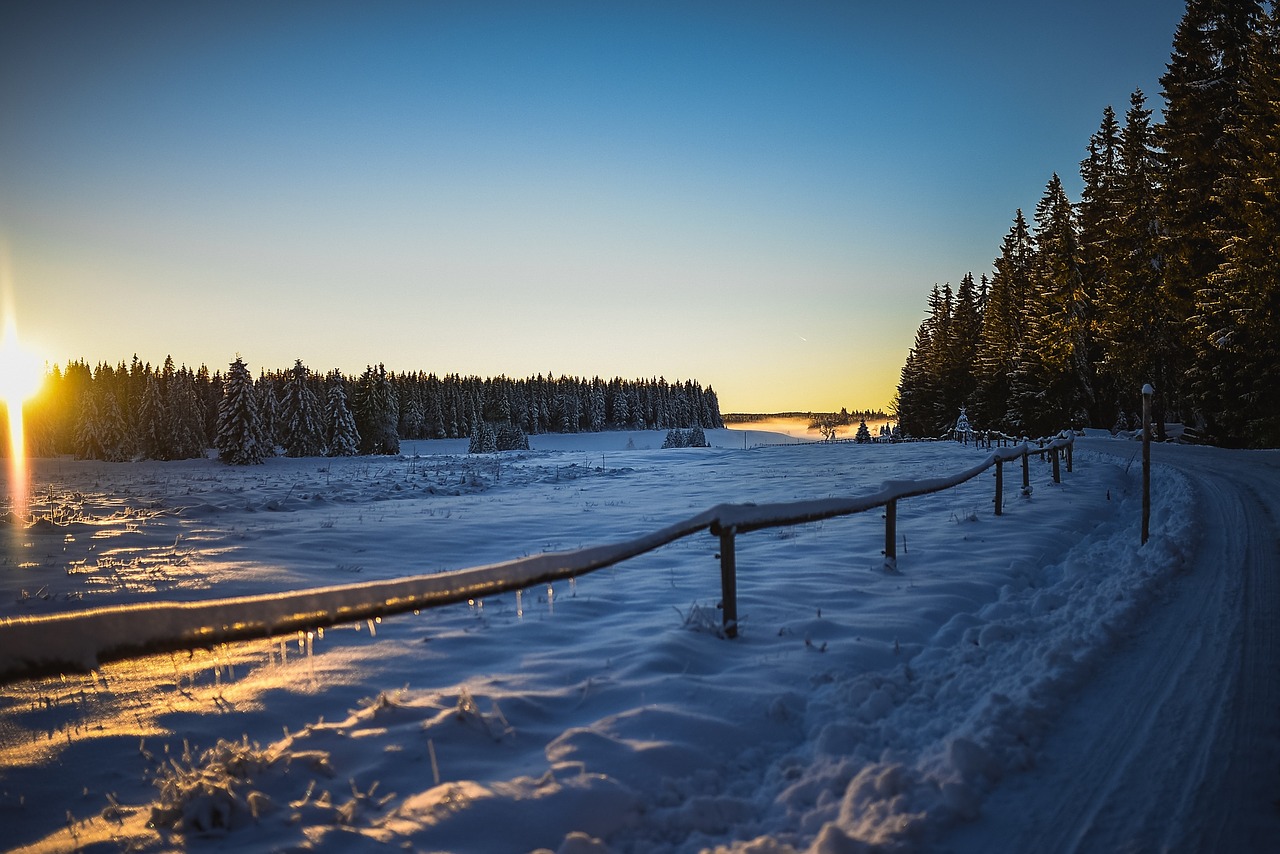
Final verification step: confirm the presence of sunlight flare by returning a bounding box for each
[1,317,45,525]
[0,318,44,407]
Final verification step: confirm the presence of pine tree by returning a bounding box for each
[894,316,934,437]
[74,387,130,461]
[973,210,1033,431]
[1009,175,1089,435]
[215,357,269,465]
[588,381,606,432]
[468,420,497,454]
[165,369,208,459]
[136,374,168,460]
[325,378,360,456]
[948,273,983,413]
[1160,0,1264,421]
[1095,90,1170,429]
[256,377,280,455]
[280,359,326,457]
[353,364,400,455]
[1189,3,1280,445]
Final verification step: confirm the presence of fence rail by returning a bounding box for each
[0,434,1076,684]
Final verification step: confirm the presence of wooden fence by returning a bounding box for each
[0,434,1075,683]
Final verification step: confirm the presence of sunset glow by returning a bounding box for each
[1,318,44,524]
[0,3,1186,413]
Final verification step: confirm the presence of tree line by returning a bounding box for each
[14,355,724,463]
[896,0,1279,447]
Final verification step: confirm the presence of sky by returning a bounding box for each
[0,1,1187,414]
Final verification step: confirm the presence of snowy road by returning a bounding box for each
[944,441,1280,853]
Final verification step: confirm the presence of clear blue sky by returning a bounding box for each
[1,1,1186,412]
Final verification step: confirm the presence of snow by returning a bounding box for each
[0,426,1275,852]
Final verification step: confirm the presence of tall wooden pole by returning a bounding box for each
[1142,384,1153,545]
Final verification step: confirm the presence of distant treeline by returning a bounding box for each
[896,2,1280,447]
[11,356,724,462]
[723,409,888,424]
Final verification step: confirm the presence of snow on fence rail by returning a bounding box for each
[0,435,1075,685]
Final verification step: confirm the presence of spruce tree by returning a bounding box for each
[1160,0,1263,420]
[468,420,498,454]
[165,370,208,459]
[1189,3,1280,445]
[973,210,1033,431]
[256,377,280,456]
[948,274,982,414]
[1096,90,1170,430]
[281,359,326,457]
[325,378,360,456]
[353,364,400,455]
[215,357,269,465]
[894,318,934,437]
[137,374,168,460]
[1009,175,1089,434]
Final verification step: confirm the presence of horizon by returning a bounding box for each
[1,1,1186,413]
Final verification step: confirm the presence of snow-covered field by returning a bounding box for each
[0,427,1274,852]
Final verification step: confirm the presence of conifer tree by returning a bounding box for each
[973,210,1033,430]
[324,379,360,456]
[894,317,934,437]
[281,359,326,457]
[948,273,983,412]
[74,387,130,461]
[256,377,280,455]
[1188,2,1280,445]
[468,420,498,454]
[1095,90,1170,428]
[1009,175,1089,434]
[1160,0,1263,419]
[215,357,269,465]
[353,364,399,455]
[137,374,168,460]
[165,370,208,459]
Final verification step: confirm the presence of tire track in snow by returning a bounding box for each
[942,444,1280,853]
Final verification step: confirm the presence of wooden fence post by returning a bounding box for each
[1022,450,1030,491]
[1051,447,1061,483]
[1142,384,1153,545]
[1066,442,1073,473]
[884,499,897,569]
[994,460,1003,516]
[717,525,739,638]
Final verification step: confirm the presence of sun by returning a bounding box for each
[0,319,44,409]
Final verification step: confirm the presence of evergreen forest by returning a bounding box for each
[895,0,1280,448]
[11,356,724,464]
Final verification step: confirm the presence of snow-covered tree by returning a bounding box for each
[165,369,208,459]
[353,364,400,455]
[215,357,269,465]
[74,386,130,461]
[256,376,280,455]
[280,359,325,457]
[468,419,497,454]
[136,374,167,460]
[325,379,360,457]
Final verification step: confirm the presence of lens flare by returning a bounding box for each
[1,317,45,526]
